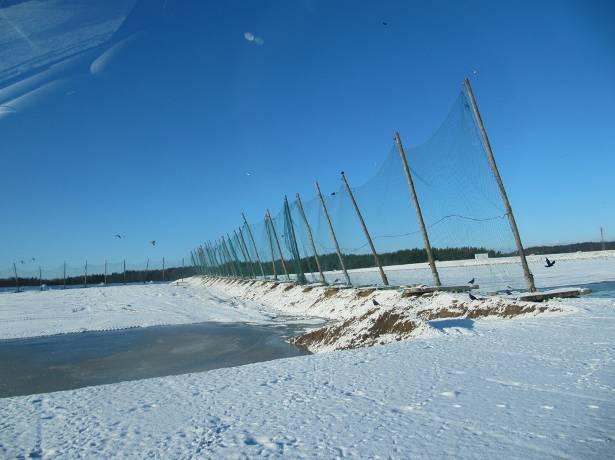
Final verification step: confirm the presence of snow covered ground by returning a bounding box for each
[0,283,278,340]
[1,296,613,458]
[0,253,614,458]
[320,250,615,292]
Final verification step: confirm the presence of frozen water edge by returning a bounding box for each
[1,296,613,458]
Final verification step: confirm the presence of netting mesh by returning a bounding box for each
[194,89,531,291]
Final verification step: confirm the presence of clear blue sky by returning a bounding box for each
[1,0,614,269]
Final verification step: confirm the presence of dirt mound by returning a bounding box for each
[291,308,425,352]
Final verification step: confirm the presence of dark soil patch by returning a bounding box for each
[323,288,339,298]
[357,288,376,298]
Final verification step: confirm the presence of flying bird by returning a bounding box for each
[333,278,339,283]
[382,21,388,26]
[331,192,336,196]
[545,257,555,268]
[469,292,478,301]
[468,277,475,285]
[19,260,25,264]
[150,240,156,247]
[115,234,122,239]
[372,299,380,306]
[31,257,35,262]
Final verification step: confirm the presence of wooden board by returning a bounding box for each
[516,288,592,302]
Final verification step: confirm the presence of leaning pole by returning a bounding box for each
[463,78,536,293]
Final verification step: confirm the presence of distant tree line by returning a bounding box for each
[0,266,197,288]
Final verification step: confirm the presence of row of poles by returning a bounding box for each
[11,257,185,291]
[191,80,537,293]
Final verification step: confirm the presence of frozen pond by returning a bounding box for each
[0,322,309,398]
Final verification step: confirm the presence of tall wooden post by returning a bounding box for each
[123,259,126,285]
[104,260,108,285]
[242,213,266,279]
[296,193,327,284]
[315,181,351,286]
[463,78,536,292]
[63,261,66,289]
[227,234,245,278]
[39,266,42,291]
[266,209,290,280]
[283,195,307,284]
[13,263,19,292]
[600,227,606,251]
[264,214,278,280]
[341,172,389,286]
[222,238,239,278]
[394,132,442,287]
[84,260,88,288]
[236,229,256,278]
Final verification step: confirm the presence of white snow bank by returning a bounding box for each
[1,297,613,458]
[201,278,570,352]
[0,283,277,340]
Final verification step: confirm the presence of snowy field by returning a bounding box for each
[0,283,280,340]
[317,250,615,292]
[0,252,614,458]
[1,296,614,458]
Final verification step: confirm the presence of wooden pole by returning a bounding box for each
[227,234,245,278]
[394,132,442,287]
[463,78,536,292]
[63,261,66,289]
[264,214,278,280]
[341,172,389,286]
[296,193,327,284]
[315,181,351,286]
[283,195,307,284]
[236,229,256,278]
[266,209,290,280]
[222,238,239,278]
[13,263,19,293]
[601,227,606,251]
[123,259,126,285]
[242,213,266,279]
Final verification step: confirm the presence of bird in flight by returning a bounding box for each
[382,21,388,26]
[150,240,156,247]
[469,292,478,301]
[372,299,380,306]
[333,278,339,283]
[115,234,123,239]
[545,257,556,268]
[31,257,35,262]
[331,192,336,196]
[468,277,475,285]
